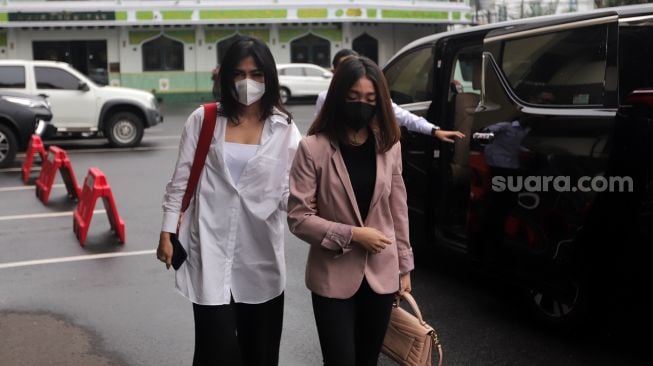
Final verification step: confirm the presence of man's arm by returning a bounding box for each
[392,102,465,143]
[314,91,327,118]
[391,102,436,136]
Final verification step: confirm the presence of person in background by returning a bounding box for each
[157,36,301,366]
[288,56,414,366]
[315,49,465,144]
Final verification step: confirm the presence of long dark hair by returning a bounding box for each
[308,56,399,153]
[217,36,291,123]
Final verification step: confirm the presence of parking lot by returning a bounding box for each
[0,101,649,366]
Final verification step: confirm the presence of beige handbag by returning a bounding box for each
[382,292,443,366]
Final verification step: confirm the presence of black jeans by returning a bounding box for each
[192,292,284,366]
[311,279,395,366]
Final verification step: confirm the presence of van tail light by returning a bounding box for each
[625,89,653,108]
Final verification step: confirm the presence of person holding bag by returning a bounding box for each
[157,36,301,366]
[287,56,414,366]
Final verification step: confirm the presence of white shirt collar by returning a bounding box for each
[270,107,290,126]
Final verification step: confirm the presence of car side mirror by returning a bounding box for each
[78,81,90,92]
[322,72,332,79]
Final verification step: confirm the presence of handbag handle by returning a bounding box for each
[396,292,427,326]
[176,102,219,235]
[397,292,444,366]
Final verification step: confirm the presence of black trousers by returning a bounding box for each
[192,292,284,366]
[311,279,395,366]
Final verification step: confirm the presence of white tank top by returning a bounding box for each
[224,142,258,185]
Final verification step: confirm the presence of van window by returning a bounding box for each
[501,24,608,106]
[450,50,482,99]
[385,46,434,105]
[35,67,80,90]
[0,66,26,88]
[619,25,653,101]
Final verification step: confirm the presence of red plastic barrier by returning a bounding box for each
[73,167,125,246]
[35,146,81,204]
[21,135,47,184]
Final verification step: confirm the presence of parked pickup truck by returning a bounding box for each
[0,60,162,147]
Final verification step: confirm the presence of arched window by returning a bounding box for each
[353,33,378,64]
[217,34,242,65]
[142,35,184,71]
[290,34,330,68]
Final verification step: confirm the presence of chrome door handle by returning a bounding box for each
[472,132,494,143]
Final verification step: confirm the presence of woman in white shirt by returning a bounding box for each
[157,36,302,366]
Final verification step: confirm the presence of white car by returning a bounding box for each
[0,60,162,147]
[277,63,332,104]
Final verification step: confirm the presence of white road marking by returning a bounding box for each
[0,250,156,270]
[144,135,180,140]
[14,144,178,158]
[0,209,105,222]
[0,184,64,192]
[0,166,39,173]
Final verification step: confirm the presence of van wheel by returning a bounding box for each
[524,275,588,327]
[0,124,18,168]
[280,87,290,104]
[105,112,144,148]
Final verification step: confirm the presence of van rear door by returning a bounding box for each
[471,11,619,265]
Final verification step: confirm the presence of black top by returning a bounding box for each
[339,133,377,221]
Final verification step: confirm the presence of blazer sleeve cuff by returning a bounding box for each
[398,247,415,273]
[320,223,354,254]
[161,212,180,234]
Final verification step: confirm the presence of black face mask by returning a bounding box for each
[344,102,376,132]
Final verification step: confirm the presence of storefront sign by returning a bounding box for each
[9,12,115,22]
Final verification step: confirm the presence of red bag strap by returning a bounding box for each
[180,102,218,213]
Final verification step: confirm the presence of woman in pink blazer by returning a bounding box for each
[287,56,414,366]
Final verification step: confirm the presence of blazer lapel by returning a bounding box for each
[365,151,385,224]
[330,142,364,226]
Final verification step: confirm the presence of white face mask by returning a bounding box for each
[235,78,265,106]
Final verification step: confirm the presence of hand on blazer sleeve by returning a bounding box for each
[287,139,354,254]
[390,143,415,273]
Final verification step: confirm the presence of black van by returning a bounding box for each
[383,5,653,325]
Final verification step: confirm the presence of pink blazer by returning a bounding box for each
[287,133,414,299]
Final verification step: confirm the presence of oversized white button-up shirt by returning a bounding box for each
[162,105,302,305]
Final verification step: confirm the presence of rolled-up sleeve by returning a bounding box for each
[389,143,414,273]
[287,139,354,254]
[161,107,203,233]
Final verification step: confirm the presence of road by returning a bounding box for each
[0,100,649,366]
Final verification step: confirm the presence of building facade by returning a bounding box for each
[0,0,472,101]
[472,0,594,24]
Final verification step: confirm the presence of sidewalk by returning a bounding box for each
[0,312,126,366]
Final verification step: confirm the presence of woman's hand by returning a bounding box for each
[309,197,317,212]
[399,272,412,295]
[434,129,466,143]
[157,231,173,270]
[352,227,392,254]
